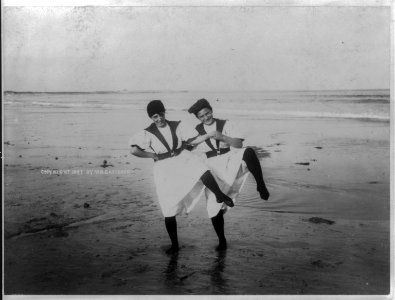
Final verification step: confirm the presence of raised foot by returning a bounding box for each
[216,195,234,207]
[258,186,270,201]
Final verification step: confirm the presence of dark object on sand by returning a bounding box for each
[83,203,90,208]
[55,157,58,160]
[295,162,310,166]
[100,160,114,168]
[307,217,335,225]
[315,146,323,149]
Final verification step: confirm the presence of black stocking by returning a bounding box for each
[242,147,270,200]
[164,216,179,254]
[200,171,234,207]
[211,210,227,251]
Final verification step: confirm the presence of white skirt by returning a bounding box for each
[153,150,209,217]
[196,148,250,218]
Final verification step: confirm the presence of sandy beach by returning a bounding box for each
[3,92,390,295]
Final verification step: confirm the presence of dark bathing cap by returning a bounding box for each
[147,100,165,117]
[188,98,212,115]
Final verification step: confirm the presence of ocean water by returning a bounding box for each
[4,89,390,122]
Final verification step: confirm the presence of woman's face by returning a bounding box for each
[151,112,166,128]
[197,108,214,125]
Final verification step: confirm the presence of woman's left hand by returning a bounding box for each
[208,130,224,140]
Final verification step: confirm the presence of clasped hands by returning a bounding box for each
[206,130,224,141]
[185,131,225,148]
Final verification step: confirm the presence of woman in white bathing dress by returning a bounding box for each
[187,98,270,251]
[129,100,234,254]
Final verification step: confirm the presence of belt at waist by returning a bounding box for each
[156,147,184,161]
[206,147,230,158]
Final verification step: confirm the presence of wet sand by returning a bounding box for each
[3,103,391,295]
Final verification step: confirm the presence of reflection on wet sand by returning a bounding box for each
[163,252,179,289]
[209,250,229,294]
[162,250,229,294]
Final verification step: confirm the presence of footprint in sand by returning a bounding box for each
[311,260,339,269]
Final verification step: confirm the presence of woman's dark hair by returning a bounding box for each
[188,98,212,116]
[147,100,165,117]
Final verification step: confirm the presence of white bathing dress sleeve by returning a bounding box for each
[177,121,198,143]
[128,130,152,151]
[223,119,245,141]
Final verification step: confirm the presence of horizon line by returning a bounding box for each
[3,88,390,94]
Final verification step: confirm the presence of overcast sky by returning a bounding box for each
[3,4,391,92]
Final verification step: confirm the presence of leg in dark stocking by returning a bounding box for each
[164,216,179,254]
[200,171,234,207]
[211,210,227,251]
[243,147,270,200]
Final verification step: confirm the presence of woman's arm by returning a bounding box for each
[187,134,210,146]
[188,131,243,148]
[130,146,158,161]
[208,131,243,148]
